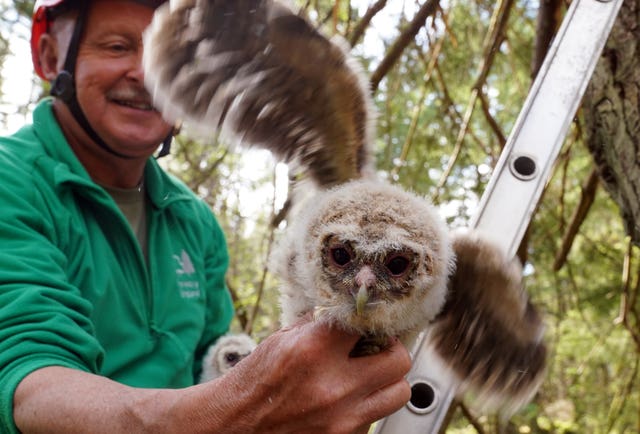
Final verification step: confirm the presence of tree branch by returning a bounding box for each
[478,89,507,149]
[616,241,640,352]
[437,401,458,434]
[459,402,487,434]
[392,36,445,178]
[435,0,515,191]
[370,0,439,92]
[606,357,639,432]
[553,167,599,271]
[244,227,276,335]
[226,277,248,331]
[246,169,279,335]
[433,64,492,160]
[348,0,387,47]
[531,0,563,79]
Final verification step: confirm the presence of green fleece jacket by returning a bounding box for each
[0,99,234,433]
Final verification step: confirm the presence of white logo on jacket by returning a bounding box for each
[173,249,200,299]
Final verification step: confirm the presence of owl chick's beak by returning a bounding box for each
[354,266,375,316]
[355,284,369,316]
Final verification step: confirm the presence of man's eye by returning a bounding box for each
[102,41,130,53]
[109,44,127,52]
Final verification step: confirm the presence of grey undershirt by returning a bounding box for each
[102,183,148,261]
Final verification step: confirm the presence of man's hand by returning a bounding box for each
[168,319,412,434]
[14,320,411,434]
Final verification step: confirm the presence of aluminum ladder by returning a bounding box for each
[373,0,624,432]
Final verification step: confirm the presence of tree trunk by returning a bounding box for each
[583,0,640,244]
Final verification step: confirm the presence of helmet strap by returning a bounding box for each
[50,1,172,159]
[156,132,173,158]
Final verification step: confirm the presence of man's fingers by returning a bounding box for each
[296,320,364,355]
[361,378,412,425]
[349,337,412,390]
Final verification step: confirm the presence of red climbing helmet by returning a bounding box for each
[31,0,168,79]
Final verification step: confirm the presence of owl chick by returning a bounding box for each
[270,180,546,411]
[270,180,454,356]
[199,333,257,382]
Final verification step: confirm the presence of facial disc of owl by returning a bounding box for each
[271,180,454,345]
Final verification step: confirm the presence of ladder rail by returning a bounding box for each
[471,0,624,256]
[373,0,623,433]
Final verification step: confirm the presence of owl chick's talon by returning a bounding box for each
[349,334,391,358]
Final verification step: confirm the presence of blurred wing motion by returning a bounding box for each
[200,333,257,382]
[430,232,547,415]
[143,0,375,187]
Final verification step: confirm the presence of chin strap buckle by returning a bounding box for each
[50,71,75,103]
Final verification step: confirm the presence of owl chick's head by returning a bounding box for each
[199,333,257,383]
[274,180,454,337]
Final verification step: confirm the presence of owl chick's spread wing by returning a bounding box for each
[431,232,547,415]
[143,0,375,187]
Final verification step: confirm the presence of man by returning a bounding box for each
[0,1,411,432]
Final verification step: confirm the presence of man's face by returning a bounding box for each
[72,0,171,157]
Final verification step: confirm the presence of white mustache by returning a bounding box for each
[107,87,154,107]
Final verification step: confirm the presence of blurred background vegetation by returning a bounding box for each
[1,0,638,432]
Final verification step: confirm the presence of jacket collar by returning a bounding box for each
[32,98,192,209]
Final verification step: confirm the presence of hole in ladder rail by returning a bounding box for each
[407,381,438,414]
[510,155,537,181]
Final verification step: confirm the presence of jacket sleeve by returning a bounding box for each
[192,203,235,382]
[0,153,103,434]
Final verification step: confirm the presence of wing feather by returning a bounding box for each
[430,232,547,415]
[143,0,375,187]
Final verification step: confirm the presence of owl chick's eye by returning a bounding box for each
[385,254,411,276]
[331,247,352,267]
[225,352,240,364]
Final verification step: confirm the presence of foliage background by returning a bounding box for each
[1,0,638,432]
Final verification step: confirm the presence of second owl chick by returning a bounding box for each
[200,333,257,382]
[270,180,454,356]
